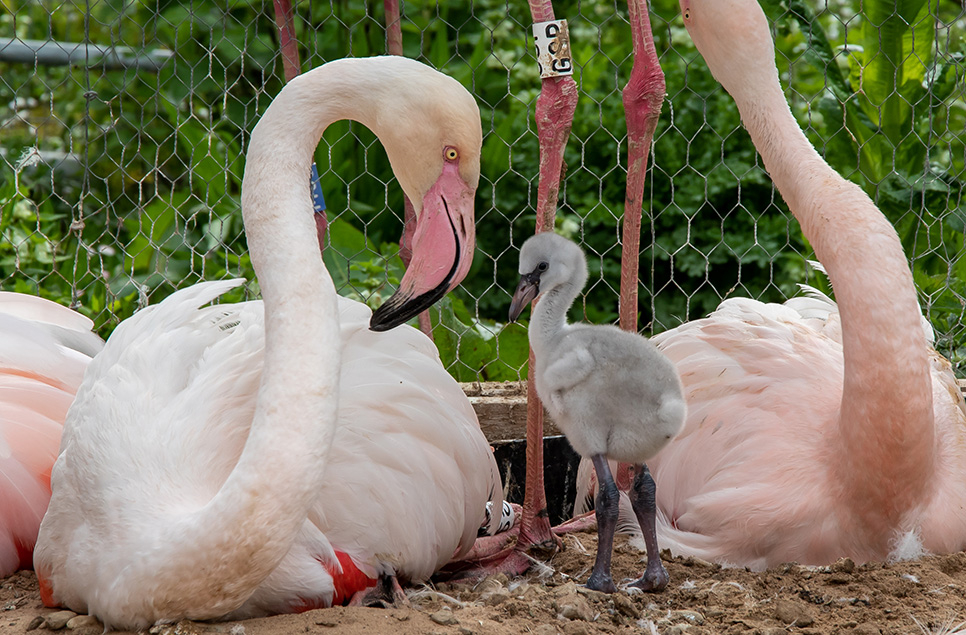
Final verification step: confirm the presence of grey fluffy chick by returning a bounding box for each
[509,232,686,593]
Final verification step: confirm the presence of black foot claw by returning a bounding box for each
[348,574,409,607]
[585,573,618,594]
[628,565,669,592]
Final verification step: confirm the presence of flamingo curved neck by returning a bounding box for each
[143,63,416,616]
[730,76,936,539]
[531,281,580,357]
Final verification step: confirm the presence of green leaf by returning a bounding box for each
[323,219,371,293]
[927,53,966,115]
[432,296,495,382]
[485,323,530,381]
[122,190,191,276]
[784,0,851,103]
[855,0,934,176]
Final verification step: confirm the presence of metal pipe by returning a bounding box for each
[0,38,172,72]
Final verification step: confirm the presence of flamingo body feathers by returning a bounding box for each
[41,281,496,620]
[0,293,102,577]
[632,0,966,569]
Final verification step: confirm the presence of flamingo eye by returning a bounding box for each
[538,262,549,272]
[445,147,459,161]
[683,9,691,20]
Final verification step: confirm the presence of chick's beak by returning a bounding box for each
[508,272,541,322]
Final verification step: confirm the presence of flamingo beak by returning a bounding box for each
[508,271,541,322]
[369,161,475,331]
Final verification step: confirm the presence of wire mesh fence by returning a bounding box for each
[1,0,964,380]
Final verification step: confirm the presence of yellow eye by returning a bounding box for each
[445,148,459,161]
[683,9,690,20]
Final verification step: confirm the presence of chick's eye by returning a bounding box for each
[538,262,549,272]
[445,148,459,161]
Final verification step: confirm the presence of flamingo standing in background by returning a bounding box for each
[0,294,102,578]
[629,0,966,569]
[453,0,667,578]
[33,56,503,629]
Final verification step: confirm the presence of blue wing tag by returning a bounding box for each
[310,162,326,212]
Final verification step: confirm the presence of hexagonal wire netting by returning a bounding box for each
[1,0,964,381]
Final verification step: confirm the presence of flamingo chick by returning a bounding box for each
[508,232,686,592]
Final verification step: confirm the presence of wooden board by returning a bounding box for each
[460,381,562,442]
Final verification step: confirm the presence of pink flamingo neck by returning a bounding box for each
[271,0,330,252]
[735,74,936,544]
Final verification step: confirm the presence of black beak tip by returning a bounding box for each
[507,276,539,324]
[368,318,395,332]
[369,302,404,332]
[369,284,450,332]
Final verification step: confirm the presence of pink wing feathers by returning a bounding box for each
[0,293,102,576]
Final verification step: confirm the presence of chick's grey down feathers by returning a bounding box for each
[511,231,685,594]
[511,232,685,465]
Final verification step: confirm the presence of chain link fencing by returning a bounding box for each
[1,0,964,380]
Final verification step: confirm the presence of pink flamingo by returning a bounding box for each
[33,56,502,628]
[633,0,966,569]
[0,293,101,577]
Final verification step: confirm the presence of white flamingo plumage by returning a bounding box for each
[33,56,502,629]
[0,293,102,577]
[608,0,966,570]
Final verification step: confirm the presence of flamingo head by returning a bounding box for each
[678,0,780,97]
[368,60,482,331]
[508,232,587,322]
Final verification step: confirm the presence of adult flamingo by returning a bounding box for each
[33,56,502,629]
[0,293,101,577]
[638,0,966,569]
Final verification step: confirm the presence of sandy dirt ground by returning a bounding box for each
[4,530,966,635]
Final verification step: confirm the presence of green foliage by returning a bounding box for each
[767,0,966,365]
[1,0,964,378]
[431,296,531,382]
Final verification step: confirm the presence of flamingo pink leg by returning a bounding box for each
[552,510,597,534]
[449,0,665,581]
[384,0,403,55]
[512,0,581,568]
[515,0,666,568]
[443,0,578,580]
[608,0,667,537]
[272,0,301,83]
[620,0,665,332]
[347,574,410,608]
